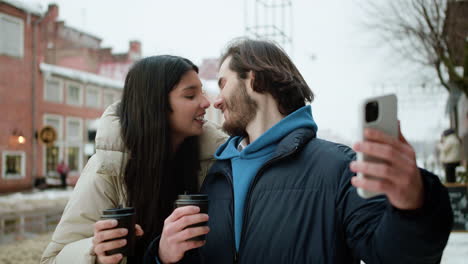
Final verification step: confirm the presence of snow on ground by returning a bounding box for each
[441,233,468,264]
[0,188,72,214]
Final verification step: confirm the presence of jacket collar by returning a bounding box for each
[208,127,316,179]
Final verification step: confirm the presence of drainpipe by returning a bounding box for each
[32,14,45,188]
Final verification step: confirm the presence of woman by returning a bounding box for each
[40,55,227,264]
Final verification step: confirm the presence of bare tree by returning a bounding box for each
[361,0,468,130]
[362,0,467,96]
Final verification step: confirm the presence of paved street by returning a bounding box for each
[0,233,51,264]
[0,232,467,263]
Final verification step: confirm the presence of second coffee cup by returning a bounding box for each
[101,207,136,256]
[174,194,209,241]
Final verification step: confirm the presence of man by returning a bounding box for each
[148,39,453,263]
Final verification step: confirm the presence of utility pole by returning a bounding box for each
[244,0,293,55]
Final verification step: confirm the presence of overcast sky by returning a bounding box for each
[33,0,449,143]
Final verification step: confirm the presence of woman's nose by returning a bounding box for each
[200,95,210,109]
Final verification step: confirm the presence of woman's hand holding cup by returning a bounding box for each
[92,220,144,264]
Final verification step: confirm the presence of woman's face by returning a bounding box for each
[169,70,210,140]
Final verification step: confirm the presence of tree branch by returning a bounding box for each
[435,60,451,91]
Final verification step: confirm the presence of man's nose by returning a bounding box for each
[213,96,223,109]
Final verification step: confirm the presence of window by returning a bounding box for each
[45,146,59,176]
[66,117,83,141]
[44,78,63,103]
[66,82,83,105]
[44,114,63,140]
[114,91,122,101]
[86,86,101,108]
[2,151,26,179]
[0,13,24,57]
[43,114,63,177]
[65,117,83,172]
[66,146,80,171]
[102,91,115,109]
[86,119,99,142]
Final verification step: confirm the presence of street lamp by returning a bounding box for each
[12,129,26,144]
[18,135,26,144]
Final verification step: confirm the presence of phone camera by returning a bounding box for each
[365,101,379,122]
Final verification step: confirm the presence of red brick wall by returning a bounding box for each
[0,3,41,193]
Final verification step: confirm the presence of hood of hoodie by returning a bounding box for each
[215,105,318,160]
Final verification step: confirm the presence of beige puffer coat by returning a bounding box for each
[40,102,227,264]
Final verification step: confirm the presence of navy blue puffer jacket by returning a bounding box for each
[145,127,453,264]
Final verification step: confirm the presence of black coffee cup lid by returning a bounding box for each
[102,207,135,215]
[177,194,208,201]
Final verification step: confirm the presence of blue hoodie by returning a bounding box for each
[214,105,318,250]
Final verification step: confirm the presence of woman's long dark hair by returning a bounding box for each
[117,55,200,262]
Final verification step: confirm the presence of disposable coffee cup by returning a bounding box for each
[101,207,136,256]
[174,194,209,241]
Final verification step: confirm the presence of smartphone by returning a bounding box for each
[357,94,398,199]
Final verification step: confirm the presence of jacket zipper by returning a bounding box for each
[221,170,239,264]
[237,146,300,260]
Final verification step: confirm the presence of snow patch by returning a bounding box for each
[40,63,124,89]
[1,0,43,16]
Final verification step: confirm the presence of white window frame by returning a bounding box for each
[42,142,63,177]
[102,90,115,109]
[66,117,83,142]
[0,13,24,58]
[65,143,83,173]
[114,91,122,101]
[43,114,63,141]
[85,85,101,108]
[86,118,100,140]
[2,151,26,179]
[42,114,64,177]
[43,76,64,103]
[66,81,84,106]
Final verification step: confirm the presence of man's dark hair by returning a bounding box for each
[220,38,314,115]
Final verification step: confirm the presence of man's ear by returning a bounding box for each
[248,71,255,90]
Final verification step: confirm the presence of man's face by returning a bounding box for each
[214,57,258,137]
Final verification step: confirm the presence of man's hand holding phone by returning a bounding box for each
[350,125,424,210]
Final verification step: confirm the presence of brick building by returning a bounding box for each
[0,0,42,193]
[0,1,140,193]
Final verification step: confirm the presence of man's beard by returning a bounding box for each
[222,81,258,137]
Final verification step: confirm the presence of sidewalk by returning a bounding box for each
[441,233,468,264]
[0,232,52,264]
[0,231,466,264]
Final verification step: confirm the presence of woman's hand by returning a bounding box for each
[158,206,210,264]
[92,220,144,264]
